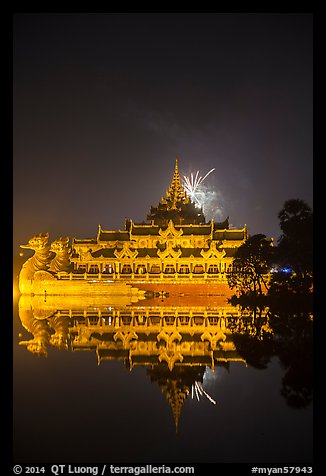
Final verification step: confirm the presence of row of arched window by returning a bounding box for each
[73,262,233,274]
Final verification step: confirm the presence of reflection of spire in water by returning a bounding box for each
[147,365,206,434]
[162,380,188,434]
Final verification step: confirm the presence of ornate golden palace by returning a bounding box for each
[18,158,248,296]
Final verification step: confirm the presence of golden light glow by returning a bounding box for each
[13,280,19,302]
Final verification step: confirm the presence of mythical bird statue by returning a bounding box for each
[19,233,54,294]
[48,236,72,273]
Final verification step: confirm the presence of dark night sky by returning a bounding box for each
[13,13,313,251]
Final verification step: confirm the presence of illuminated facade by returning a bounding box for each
[18,158,247,295]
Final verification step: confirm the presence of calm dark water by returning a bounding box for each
[13,293,313,464]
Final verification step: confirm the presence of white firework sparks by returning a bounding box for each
[182,168,215,208]
[188,381,216,405]
[182,167,224,220]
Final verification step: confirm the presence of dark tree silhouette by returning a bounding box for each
[228,303,275,369]
[277,199,313,279]
[227,234,274,296]
[270,312,313,408]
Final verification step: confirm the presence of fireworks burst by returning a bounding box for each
[182,167,224,220]
[189,381,216,405]
[182,168,215,207]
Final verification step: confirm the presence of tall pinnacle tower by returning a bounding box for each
[163,157,189,210]
[147,157,205,226]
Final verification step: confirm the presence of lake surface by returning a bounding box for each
[13,293,313,464]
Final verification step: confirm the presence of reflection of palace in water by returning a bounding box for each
[18,294,272,431]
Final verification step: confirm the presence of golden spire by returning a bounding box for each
[164,157,189,209]
[162,379,188,434]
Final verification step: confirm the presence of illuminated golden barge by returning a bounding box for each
[18,158,247,295]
